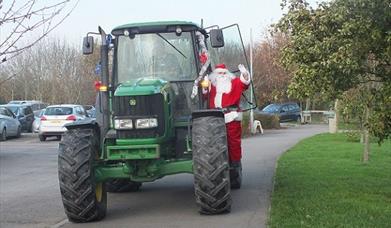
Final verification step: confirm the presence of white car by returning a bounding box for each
[39,105,88,141]
[0,106,22,141]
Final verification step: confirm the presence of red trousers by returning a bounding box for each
[226,121,242,162]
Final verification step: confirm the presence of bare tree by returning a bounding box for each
[0,38,99,105]
[0,0,79,64]
[252,31,292,107]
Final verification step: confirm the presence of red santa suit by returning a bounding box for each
[207,64,251,162]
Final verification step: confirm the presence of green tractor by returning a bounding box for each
[58,21,256,222]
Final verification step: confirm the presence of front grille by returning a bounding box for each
[113,94,165,138]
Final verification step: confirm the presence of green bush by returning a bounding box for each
[254,113,280,129]
[345,130,361,142]
[240,112,281,137]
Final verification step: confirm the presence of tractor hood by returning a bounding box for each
[114,78,168,96]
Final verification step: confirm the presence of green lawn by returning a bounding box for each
[269,133,391,228]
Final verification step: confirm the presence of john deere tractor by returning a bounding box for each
[58,21,256,222]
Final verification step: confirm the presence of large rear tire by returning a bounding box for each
[192,115,231,214]
[58,128,107,223]
[106,179,142,193]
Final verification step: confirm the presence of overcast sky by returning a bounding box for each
[49,0,320,45]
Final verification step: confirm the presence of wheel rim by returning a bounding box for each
[96,182,103,202]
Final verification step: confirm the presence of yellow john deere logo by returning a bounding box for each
[129,98,136,106]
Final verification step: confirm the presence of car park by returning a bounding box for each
[39,104,88,141]
[0,104,35,132]
[258,102,301,122]
[0,106,22,141]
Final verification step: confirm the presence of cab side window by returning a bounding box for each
[281,105,289,112]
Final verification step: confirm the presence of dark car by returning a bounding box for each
[8,100,47,112]
[0,104,35,132]
[258,102,301,122]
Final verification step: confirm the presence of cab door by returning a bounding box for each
[206,24,257,111]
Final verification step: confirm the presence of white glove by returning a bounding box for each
[238,64,248,75]
[238,64,251,83]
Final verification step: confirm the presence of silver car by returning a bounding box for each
[32,109,46,133]
[0,106,22,141]
[39,105,88,141]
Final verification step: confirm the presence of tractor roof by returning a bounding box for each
[111,21,206,36]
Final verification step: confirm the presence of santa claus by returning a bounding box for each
[205,63,251,188]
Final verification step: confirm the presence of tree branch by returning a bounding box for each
[0,0,79,62]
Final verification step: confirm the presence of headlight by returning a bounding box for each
[135,118,158,129]
[114,119,133,129]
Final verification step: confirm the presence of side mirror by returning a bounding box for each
[210,29,224,48]
[83,36,94,55]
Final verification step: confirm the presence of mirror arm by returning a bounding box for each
[85,32,100,47]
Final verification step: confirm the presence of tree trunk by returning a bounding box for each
[362,105,370,163]
[334,99,339,132]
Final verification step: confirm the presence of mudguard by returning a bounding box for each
[192,109,224,120]
[65,119,100,131]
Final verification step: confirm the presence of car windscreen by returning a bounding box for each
[262,104,281,113]
[45,107,73,115]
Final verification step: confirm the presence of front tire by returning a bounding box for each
[58,128,106,223]
[192,115,231,214]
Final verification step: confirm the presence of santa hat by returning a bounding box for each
[214,63,228,74]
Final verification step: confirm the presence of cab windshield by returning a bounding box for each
[117,32,197,83]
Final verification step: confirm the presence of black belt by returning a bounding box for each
[219,106,239,113]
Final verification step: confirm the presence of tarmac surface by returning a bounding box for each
[0,124,327,228]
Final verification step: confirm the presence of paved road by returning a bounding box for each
[0,125,327,228]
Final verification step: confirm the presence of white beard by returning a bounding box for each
[209,71,234,108]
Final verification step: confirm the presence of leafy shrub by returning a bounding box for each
[254,113,280,129]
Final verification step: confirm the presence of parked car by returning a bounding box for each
[0,106,22,141]
[8,100,47,112]
[86,106,96,118]
[0,104,34,132]
[32,108,46,133]
[258,102,301,122]
[8,100,27,105]
[39,105,88,141]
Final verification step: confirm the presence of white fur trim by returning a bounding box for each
[224,111,243,123]
[214,68,228,74]
[240,73,251,85]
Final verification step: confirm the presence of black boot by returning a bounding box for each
[230,161,242,189]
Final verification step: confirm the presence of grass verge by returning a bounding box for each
[269,133,391,227]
